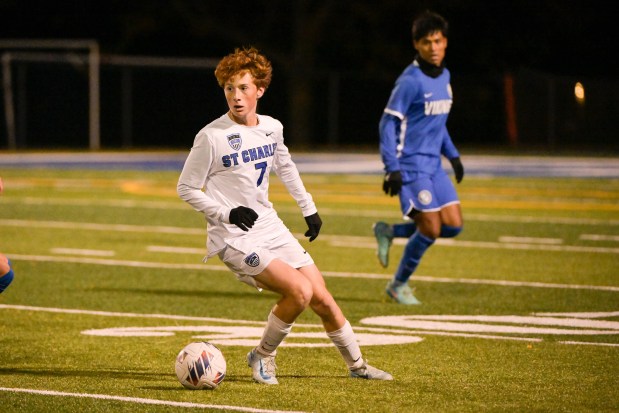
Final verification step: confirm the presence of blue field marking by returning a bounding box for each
[0,152,188,171]
[0,151,618,177]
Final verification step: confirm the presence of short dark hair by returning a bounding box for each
[412,11,449,42]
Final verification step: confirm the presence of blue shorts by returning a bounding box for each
[399,168,460,216]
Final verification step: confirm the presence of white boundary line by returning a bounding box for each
[3,201,619,226]
[330,238,619,254]
[50,247,115,257]
[2,304,617,346]
[5,253,619,292]
[0,387,307,413]
[0,304,268,325]
[558,341,619,347]
[0,218,204,235]
[3,218,618,255]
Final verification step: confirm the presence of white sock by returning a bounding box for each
[326,320,364,369]
[256,311,293,357]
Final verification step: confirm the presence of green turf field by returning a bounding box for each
[1,168,618,412]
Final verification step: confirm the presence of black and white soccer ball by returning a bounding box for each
[175,341,226,390]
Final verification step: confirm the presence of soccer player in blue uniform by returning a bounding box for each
[374,11,464,305]
[0,177,15,294]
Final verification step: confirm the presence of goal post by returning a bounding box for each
[0,39,100,150]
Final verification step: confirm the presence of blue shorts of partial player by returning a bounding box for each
[0,258,14,293]
[399,168,460,217]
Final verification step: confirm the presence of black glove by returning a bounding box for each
[382,171,402,196]
[449,157,464,183]
[229,206,259,231]
[304,213,322,242]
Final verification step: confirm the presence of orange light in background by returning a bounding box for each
[574,81,585,105]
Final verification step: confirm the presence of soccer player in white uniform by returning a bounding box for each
[374,11,465,305]
[177,47,392,384]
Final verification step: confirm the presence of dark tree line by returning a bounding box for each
[0,0,616,148]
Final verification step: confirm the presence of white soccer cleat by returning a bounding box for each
[386,281,421,305]
[373,221,394,268]
[350,362,393,381]
[247,348,278,385]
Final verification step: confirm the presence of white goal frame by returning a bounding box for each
[0,39,100,150]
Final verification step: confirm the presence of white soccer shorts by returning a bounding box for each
[218,230,314,289]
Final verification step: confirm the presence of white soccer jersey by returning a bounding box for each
[177,113,317,257]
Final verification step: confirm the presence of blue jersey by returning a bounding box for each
[379,60,459,175]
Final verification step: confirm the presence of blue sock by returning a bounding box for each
[394,231,435,284]
[393,222,416,238]
[0,260,14,293]
[440,224,462,238]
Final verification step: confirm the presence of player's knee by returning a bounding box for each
[309,291,337,319]
[288,278,313,311]
[440,224,462,238]
[418,226,440,239]
[0,255,10,275]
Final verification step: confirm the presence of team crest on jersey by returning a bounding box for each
[227,133,242,151]
[244,252,260,267]
[418,190,433,205]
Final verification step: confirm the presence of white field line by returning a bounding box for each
[498,236,563,245]
[147,245,205,254]
[0,304,269,325]
[329,237,619,254]
[322,270,619,292]
[5,253,619,292]
[0,304,560,343]
[4,305,619,346]
[435,238,619,254]
[4,197,619,226]
[580,234,619,242]
[460,212,619,227]
[6,253,217,270]
[0,218,204,235]
[0,303,526,339]
[0,387,307,413]
[3,218,618,255]
[9,197,187,210]
[50,248,115,257]
[0,304,542,341]
[535,311,619,318]
[558,341,619,347]
[438,238,619,254]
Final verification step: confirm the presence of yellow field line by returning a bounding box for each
[7,177,619,212]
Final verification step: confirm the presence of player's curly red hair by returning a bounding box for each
[214,47,273,90]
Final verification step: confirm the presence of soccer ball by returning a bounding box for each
[175,342,226,390]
